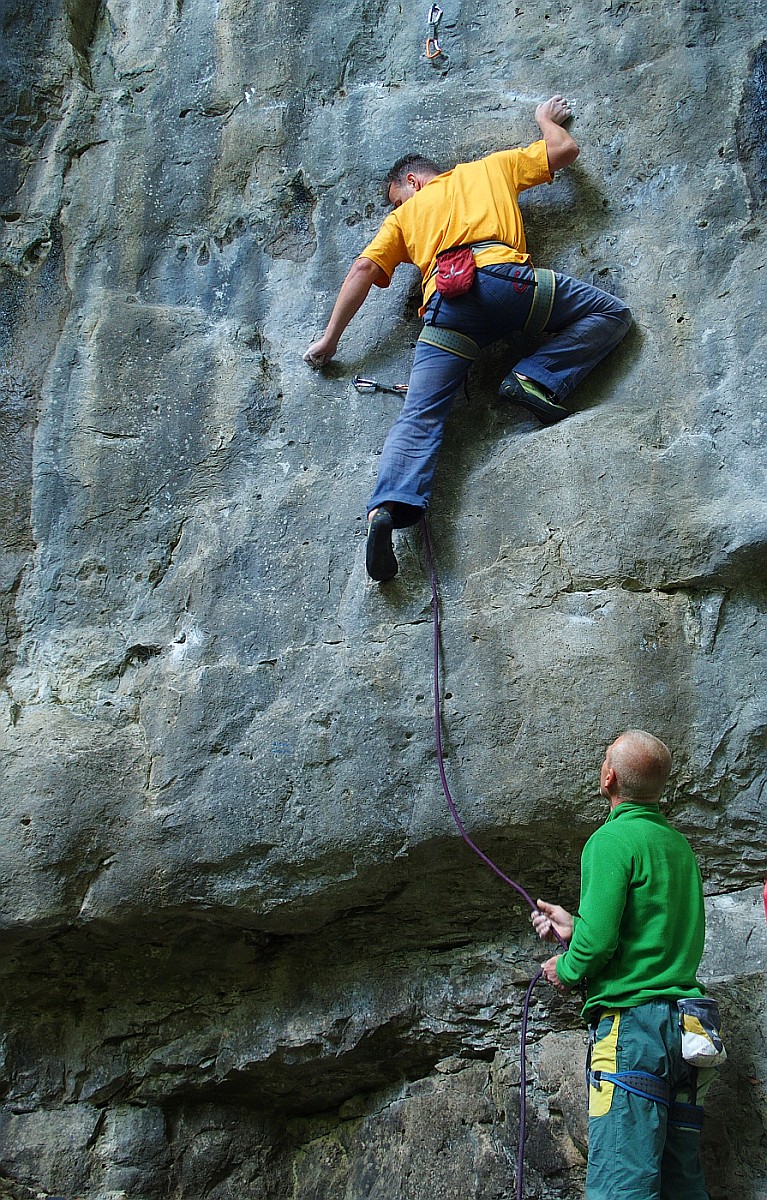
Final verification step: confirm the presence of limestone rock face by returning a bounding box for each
[1,0,766,1196]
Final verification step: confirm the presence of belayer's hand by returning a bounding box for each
[542,954,571,993]
[532,898,574,943]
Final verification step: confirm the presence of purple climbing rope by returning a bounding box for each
[517,967,543,1200]
[420,516,567,1200]
[422,519,539,908]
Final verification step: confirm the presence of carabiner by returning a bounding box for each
[352,375,408,396]
[352,375,378,392]
[425,3,448,65]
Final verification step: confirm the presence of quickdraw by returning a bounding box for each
[425,4,449,67]
[352,375,408,396]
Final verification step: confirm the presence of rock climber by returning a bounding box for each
[303,95,631,582]
[533,730,719,1200]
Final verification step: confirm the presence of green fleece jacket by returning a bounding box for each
[556,801,706,1018]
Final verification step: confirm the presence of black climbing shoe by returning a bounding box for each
[499,371,570,425]
[366,510,398,582]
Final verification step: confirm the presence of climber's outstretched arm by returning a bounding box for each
[304,257,386,367]
[535,94,580,174]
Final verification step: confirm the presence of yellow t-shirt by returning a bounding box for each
[361,140,552,313]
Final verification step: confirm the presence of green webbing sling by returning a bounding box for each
[524,267,556,335]
[417,325,480,360]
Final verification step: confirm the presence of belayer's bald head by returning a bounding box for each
[603,730,672,805]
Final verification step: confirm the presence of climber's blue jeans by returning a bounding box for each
[367,264,631,527]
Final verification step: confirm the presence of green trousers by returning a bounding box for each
[586,1000,715,1200]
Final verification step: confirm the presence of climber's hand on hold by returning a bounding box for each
[542,955,570,993]
[535,94,572,126]
[303,258,383,368]
[535,97,579,173]
[303,335,337,368]
[532,899,573,943]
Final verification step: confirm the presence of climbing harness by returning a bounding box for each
[524,268,556,335]
[420,257,554,351]
[419,268,553,365]
[669,1098,705,1132]
[425,4,449,68]
[352,375,408,396]
[587,1050,705,1128]
[418,325,479,360]
[421,517,567,1200]
[590,1068,671,1106]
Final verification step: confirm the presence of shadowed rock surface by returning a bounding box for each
[0,0,765,1196]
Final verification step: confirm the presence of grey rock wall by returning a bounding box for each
[0,0,765,1196]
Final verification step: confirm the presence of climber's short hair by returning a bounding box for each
[383,155,442,201]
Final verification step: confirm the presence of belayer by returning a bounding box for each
[304,95,631,582]
[533,731,723,1200]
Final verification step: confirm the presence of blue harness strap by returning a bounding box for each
[669,1100,705,1131]
[590,1069,671,1106]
